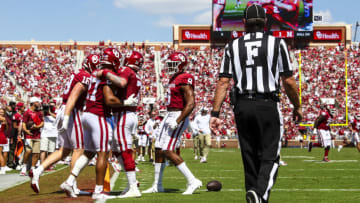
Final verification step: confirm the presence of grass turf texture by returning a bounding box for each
[0,147,360,202]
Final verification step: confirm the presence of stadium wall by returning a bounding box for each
[173,24,352,48]
[0,24,351,50]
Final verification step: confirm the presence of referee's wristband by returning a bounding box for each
[211,111,220,118]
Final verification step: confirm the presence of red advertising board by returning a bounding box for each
[231,31,246,39]
[313,30,342,41]
[182,30,210,41]
[272,30,294,38]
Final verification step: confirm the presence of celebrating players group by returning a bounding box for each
[28,48,202,199]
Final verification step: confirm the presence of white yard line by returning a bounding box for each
[196,188,360,192]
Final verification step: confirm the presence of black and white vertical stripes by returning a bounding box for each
[219,32,293,94]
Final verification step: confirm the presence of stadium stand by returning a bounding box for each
[0,44,359,141]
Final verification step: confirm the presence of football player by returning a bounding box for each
[310,105,335,162]
[61,48,136,200]
[99,50,144,198]
[29,54,99,194]
[339,114,360,152]
[143,52,202,195]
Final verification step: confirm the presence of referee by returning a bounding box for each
[210,4,302,203]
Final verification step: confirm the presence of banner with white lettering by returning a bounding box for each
[182,30,210,41]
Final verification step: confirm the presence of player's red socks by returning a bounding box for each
[121,149,136,172]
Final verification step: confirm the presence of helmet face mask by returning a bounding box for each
[165,60,181,75]
[165,52,187,76]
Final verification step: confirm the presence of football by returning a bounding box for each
[206,180,222,192]
[26,121,34,130]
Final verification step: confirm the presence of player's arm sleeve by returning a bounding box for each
[278,39,293,77]
[219,43,233,78]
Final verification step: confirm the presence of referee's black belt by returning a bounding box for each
[236,93,279,102]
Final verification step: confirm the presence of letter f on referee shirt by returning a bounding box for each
[245,41,262,66]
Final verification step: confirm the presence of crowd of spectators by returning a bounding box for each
[0,44,359,141]
[0,47,77,104]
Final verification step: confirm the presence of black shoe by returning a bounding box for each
[246,190,260,203]
[308,142,313,152]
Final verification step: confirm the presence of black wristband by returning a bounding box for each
[211,111,220,118]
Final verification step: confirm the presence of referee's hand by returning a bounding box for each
[210,117,221,135]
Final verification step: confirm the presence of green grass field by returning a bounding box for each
[1,147,360,202]
[110,147,360,203]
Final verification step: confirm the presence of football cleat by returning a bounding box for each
[60,182,77,198]
[118,184,141,198]
[200,157,207,163]
[29,169,40,193]
[142,184,164,194]
[323,157,330,162]
[182,179,202,195]
[92,191,116,200]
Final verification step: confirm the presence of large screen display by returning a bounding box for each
[212,0,313,37]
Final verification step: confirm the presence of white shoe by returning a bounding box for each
[60,182,77,198]
[118,184,141,198]
[338,145,343,152]
[111,162,122,173]
[182,179,202,195]
[279,160,288,166]
[194,156,198,160]
[141,157,145,162]
[0,169,5,175]
[30,169,40,193]
[4,166,13,171]
[200,157,207,163]
[136,156,141,161]
[20,166,27,176]
[16,165,22,171]
[142,184,164,193]
[92,192,116,200]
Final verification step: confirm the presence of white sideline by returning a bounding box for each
[0,165,68,192]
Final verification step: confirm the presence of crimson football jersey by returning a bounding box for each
[62,69,91,109]
[166,73,195,109]
[317,110,332,131]
[213,0,226,5]
[85,70,112,117]
[113,66,141,112]
[351,118,360,133]
[13,112,23,124]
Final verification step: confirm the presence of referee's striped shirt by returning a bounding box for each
[219,32,293,94]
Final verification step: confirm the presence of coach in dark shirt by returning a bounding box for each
[210,4,302,203]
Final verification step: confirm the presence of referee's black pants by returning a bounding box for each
[234,98,282,202]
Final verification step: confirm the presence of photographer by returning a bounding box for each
[40,101,57,167]
[19,97,44,176]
